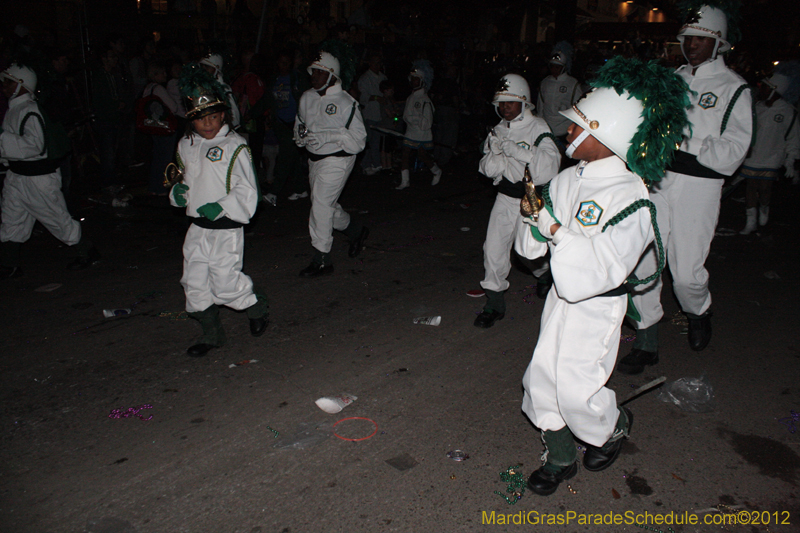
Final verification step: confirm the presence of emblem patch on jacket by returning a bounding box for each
[576,200,603,226]
[325,103,337,115]
[775,114,784,123]
[517,141,530,150]
[206,147,223,162]
[559,86,567,93]
[698,92,718,109]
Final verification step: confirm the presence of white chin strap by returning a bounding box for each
[565,129,591,158]
[680,39,719,68]
[318,72,333,92]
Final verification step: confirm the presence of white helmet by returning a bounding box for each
[559,87,644,164]
[493,74,532,110]
[199,54,224,76]
[764,73,790,98]
[307,51,340,81]
[678,5,731,54]
[1,63,37,94]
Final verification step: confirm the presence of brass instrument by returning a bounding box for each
[519,164,543,220]
[163,162,184,189]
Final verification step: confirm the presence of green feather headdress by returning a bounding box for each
[678,0,742,47]
[590,56,692,184]
[317,39,357,89]
[179,62,229,120]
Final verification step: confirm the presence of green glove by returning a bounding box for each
[197,202,223,221]
[172,183,189,207]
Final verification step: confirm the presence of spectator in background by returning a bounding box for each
[91,46,126,194]
[130,37,156,99]
[142,62,179,195]
[357,53,387,175]
[263,49,309,205]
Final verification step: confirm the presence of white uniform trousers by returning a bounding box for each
[631,172,723,328]
[181,225,257,313]
[0,172,81,245]
[521,289,625,447]
[308,155,355,254]
[480,193,523,293]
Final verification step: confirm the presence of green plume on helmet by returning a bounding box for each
[317,39,357,89]
[678,0,743,47]
[590,56,692,185]
[179,62,229,120]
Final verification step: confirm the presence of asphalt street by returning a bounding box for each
[1,158,799,533]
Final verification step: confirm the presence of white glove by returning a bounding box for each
[785,160,797,179]
[521,215,536,226]
[537,207,560,240]
[488,135,503,155]
[305,130,344,150]
[501,139,533,163]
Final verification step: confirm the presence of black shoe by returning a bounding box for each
[526,462,578,496]
[688,313,712,351]
[187,343,216,357]
[0,266,23,280]
[536,273,552,299]
[583,407,633,472]
[299,262,334,278]
[348,227,370,258]
[616,348,659,375]
[250,316,269,337]
[66,247,101,271]
[473,309,505,328]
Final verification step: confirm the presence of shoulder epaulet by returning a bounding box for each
[534,132,557,148]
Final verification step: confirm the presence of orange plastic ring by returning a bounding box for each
[333,417,378,442]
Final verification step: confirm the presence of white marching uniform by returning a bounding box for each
[295,83,366,254]
[403,87,434,143]
[0,93,81,246]
[170,125,259,313]
[632,57,752,327]
[537,73,582,137]
[478,109,560,293]
[742,98,799,172]
[515,157,654,446]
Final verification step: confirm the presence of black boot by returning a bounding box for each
[300,250,334,278]
[474,289,505,328]
[67,236,101,271]
[246,289,269,337]
[186,305,226,357]
[342,218,369,258]
[536,269,552,299]
[617,324,658,375]
[0,241,23,279]
[527,426,578,496]
[583,407,633,472]
[687,312,712,351]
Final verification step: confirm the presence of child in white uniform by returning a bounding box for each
[170,64,268,357]
[514,57,690,496]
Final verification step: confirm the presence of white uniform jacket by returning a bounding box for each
[171,125,258,224]
[358,69,387,122]
[479,110,560,186]
[403,87,434,142]
[537,73,582,137]
[295,84,367,156]
[0,93,50,165]
[516,157,654,303]
[676,57,753,176]
[744,98,799,170]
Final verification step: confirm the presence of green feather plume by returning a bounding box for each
[678,0,742,47]
[317,39,357,89]
[178,62,227,101]
[590,56,692,184]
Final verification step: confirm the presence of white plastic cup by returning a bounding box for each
[413,316,441,326]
